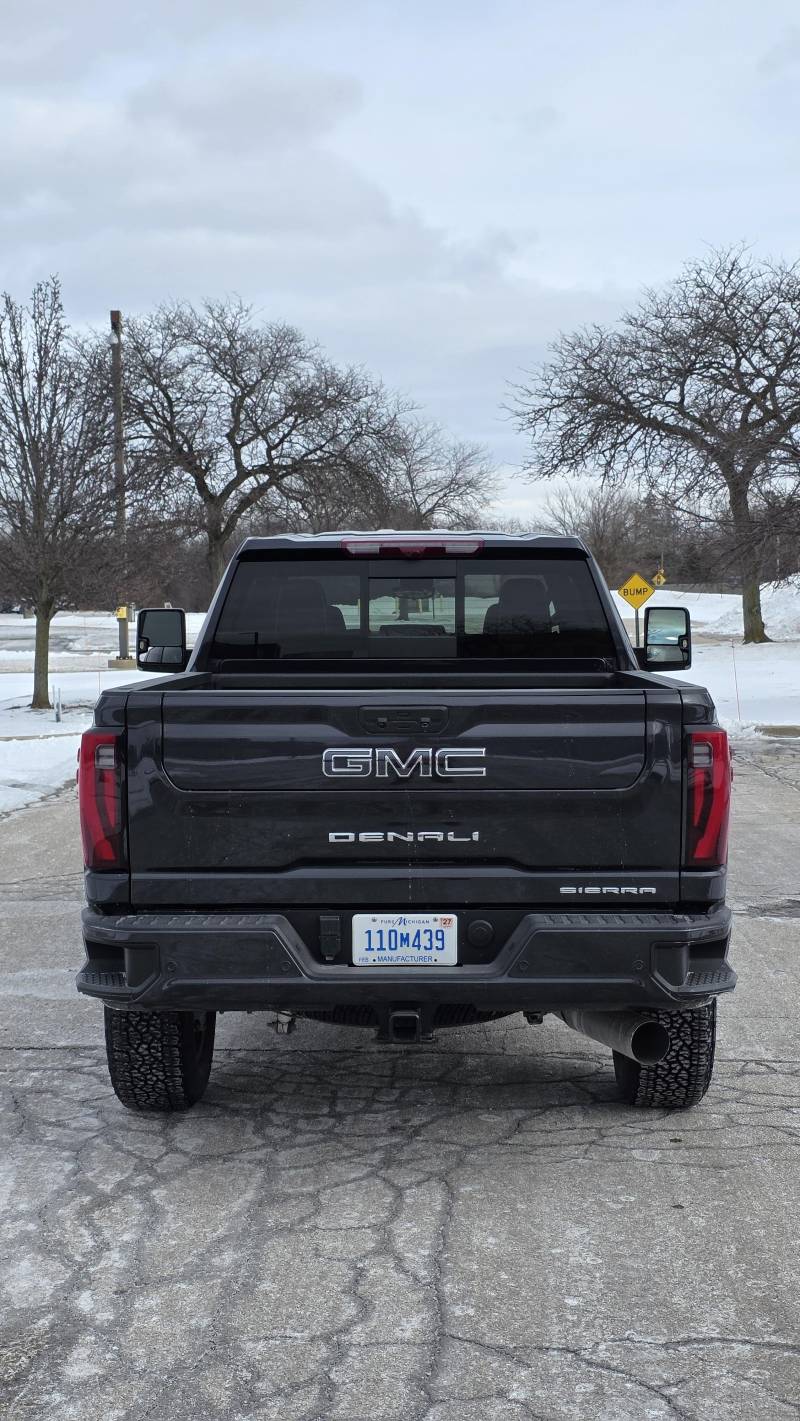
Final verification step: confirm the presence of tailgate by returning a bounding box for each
[125,686,683,904]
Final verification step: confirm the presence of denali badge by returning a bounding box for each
[560,886,658,896]
[322,747,486,779]
[330,830,481,844]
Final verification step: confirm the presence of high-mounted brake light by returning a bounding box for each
[341,537,483,557]
[78,731,125,871]
[685,729,731,869]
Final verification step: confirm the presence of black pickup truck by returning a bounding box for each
[76,533,734,1112]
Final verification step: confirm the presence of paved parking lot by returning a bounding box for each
[1,741,799,1420]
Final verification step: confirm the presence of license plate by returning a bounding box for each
[352,913,458,966]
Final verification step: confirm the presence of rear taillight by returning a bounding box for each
[78,731,125,870]
[685,729,731,868]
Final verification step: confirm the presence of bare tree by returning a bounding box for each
[350,421,497,530]
[125,299,400,594]
[0,279,113,707]
[542,482,640,584]
[511,247,800,641]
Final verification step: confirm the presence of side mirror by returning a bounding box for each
[638,605,692,671]
[136,608,189,672]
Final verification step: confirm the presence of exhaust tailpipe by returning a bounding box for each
[559,1010,670,1066]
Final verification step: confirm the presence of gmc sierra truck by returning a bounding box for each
[76,533,734,1112]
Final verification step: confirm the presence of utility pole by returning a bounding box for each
[110,310,129,661]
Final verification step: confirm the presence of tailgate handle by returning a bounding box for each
[359,705,449,734]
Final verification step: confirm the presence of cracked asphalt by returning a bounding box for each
[1,740,799,1420]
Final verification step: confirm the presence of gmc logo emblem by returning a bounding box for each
[322,747,487,779]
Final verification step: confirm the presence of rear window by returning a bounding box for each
[208,557,615,665]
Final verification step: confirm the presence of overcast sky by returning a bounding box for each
[3,0,800,518]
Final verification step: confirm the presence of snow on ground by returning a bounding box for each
[611,578,800,725]
[672,642,800,729]
[0,669,157,712]
[0,734,82,815]
[0,649,109,663]
[0,610,206,674]
[0,696,92,814]
[0,674,162,815]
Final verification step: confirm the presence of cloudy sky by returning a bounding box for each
[3,0,800,516]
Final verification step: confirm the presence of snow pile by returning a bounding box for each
[611,578,800,640]
[611,588,738,630]
[707,578,800,640]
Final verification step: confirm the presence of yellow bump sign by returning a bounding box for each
[618,572,655,608]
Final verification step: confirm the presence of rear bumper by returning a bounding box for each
[78,904,734,1014]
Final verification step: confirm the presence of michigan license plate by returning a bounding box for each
[352,913,458,966]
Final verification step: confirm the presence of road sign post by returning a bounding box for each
[618,572,656,647]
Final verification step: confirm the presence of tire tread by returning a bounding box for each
[104,1008,215,1112]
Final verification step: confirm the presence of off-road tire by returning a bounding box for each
[104,1008,216,1112]
[613,1001,717,1109]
